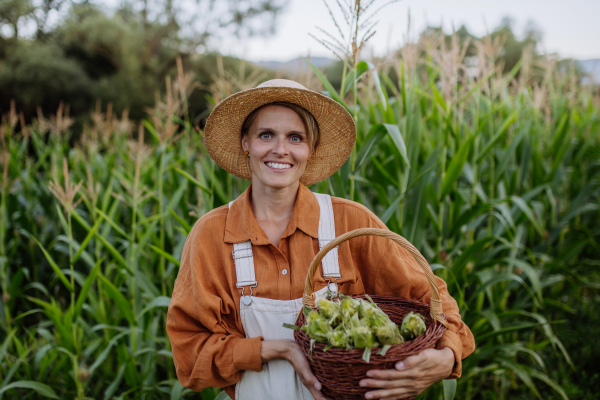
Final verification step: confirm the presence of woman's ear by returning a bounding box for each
[241,134,248,153]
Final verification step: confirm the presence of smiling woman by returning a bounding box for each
[166,79,474,400]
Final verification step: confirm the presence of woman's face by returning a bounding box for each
[241,105,311,190]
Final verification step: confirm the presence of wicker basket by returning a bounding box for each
[294,228,448,400]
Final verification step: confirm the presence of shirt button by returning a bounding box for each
[282,269,288,275]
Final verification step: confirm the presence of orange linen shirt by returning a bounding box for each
[167,184,475,398]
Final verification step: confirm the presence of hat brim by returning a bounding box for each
[204,86,356,186]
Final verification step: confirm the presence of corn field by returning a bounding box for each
[1,31,599,400]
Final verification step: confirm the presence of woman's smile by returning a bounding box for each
[264,161,293,170]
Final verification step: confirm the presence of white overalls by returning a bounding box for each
[228,192,341,400]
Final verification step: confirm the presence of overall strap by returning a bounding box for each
[312,193,341,279]
[229,201,257,289]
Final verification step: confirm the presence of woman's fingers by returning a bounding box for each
[364,348,449,382]
[363,386,424,400]
[296,363,327,399]
[286,342,326,399]
[364,366,426,381]
[297,370,326,400]
[308,386,327,400]
[360,377,414,388]
[365,369,406,380]
[360,348,455,399]
[297,369,320,390]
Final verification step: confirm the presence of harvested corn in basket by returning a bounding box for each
[288,296,429,363]
[293,228,447,400]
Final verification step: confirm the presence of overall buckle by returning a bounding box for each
[241,284,257,306]
[325,278,339,298]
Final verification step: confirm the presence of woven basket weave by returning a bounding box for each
[294,228,447,400]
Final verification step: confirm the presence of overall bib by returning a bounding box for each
[229,193,342,400]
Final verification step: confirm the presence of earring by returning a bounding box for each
[307,157,311,161]
[244,151,249,156]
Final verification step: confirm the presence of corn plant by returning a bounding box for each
[0,29,599,400]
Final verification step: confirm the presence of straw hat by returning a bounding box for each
[204,79,356,186]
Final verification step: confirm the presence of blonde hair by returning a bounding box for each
[241,102,320,151]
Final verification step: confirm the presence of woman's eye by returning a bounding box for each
[259,132,271,139]
[290,135,302,142]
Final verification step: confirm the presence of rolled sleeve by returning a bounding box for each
[233,336,264,372]
[436,329,463,378]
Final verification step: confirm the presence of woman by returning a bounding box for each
[167,79,475,400]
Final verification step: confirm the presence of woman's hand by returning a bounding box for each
[359,347,455,399]
[261,339,327,400]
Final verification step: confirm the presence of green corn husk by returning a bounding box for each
[305,310,332,343]
[317,297,341,324]
[340,297,359,319]
[286,296,409,362]
[366,307,390,328]
[350,325,376,349]
[358,301,378,320]
[375,322,404,345]
[360,295,392,328]
[326,326,352,349]
[306,309,321,325]
[400,312,426,340]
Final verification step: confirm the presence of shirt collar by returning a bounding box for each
[224,184,320,245]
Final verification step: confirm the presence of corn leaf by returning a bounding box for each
[342,61,369,97]
[137,296,171,319]
[89,330,130,375]
[443,379,457,400]
[355,124,386,168]
[98,275,136,326]
[383,124,409,169]
[214,391,232,400]
[168,207,191,234]
[175,168,212,194]
[74,258,103,319]
[28,234,73,292]
[304,58,350,111]
[0,381,58,399]
[72,210,132,274]
[149,245,180,267]
[367,62,387,112]
[72,217,102,263]
[440,134,475,200]
[451,237,495,276]
[103,362,127,400]
[476,110,520,163]
[510,196,543,235]
[171,381,185,400]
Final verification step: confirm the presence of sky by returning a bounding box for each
[220,0,600,62]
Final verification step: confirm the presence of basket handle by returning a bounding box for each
[302,228,448,328]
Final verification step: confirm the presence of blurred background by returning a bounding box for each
[1,0,598,123]
[0,0,599,399]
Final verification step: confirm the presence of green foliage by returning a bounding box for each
[0,31,599,400]
[0,40,91,114]
[0,0,280,122]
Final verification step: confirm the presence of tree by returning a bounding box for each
[0,0,288,121]
[0,0,34,39]
[31,0,68,39]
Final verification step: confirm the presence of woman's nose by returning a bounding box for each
[272,137,288,155]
